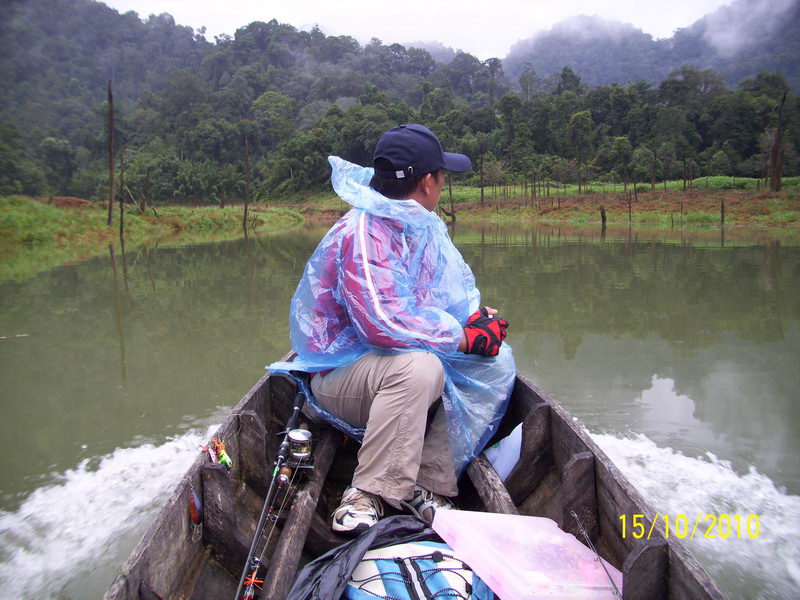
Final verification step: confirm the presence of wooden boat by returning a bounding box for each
[104,366,726,599]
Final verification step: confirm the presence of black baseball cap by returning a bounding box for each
[373,124,472,179]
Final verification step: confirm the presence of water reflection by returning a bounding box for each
[108,243,127,385]
[637,375,707,437]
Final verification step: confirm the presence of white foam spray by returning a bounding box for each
[0,426,217,599]
[3,421,797,599]
[591,432,800,600]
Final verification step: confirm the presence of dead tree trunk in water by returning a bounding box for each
[769,92,787,192]
[479,147,485,208]
[107,80,115,227]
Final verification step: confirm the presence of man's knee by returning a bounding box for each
[405,351,445,399]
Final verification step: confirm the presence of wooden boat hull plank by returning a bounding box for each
[238,410,269,498]
[558,450,598,540]
[517,467,561,522]
[667,545,727,600]
[504,402,553,505]
[184,552,237,599]
[596,476,637,567]
[201,463,251,576]
[465,454,519,515]
[104,456,206,599]
[622,538,669,600]
[502,377,600,542]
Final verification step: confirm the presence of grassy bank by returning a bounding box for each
[0,196,303,282]
[449,188,799,228]
[4,184,798,282]
[444,176,800,202]
[264,182,799,231]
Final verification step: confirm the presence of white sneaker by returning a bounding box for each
[332,487,383,535]
[408,485,454,523]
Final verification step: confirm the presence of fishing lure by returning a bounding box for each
[188,490,203,525]
[199,443,217,463]
[212,438,232,470]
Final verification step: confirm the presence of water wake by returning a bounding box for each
[1,424,796,599]
[0,427,215,599]
[591,432,800,600]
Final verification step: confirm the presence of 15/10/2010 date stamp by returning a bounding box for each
[619,513,760,540]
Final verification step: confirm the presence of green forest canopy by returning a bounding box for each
[0,0,798,204]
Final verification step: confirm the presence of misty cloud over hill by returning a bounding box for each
[699,0,796,57]
[405,41,457,64]
[504,0,799,90]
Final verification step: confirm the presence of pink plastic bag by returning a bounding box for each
[432,510,622,599]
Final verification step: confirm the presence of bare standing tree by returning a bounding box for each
[439,172,456,223]
[107,80,115,227]
[119,152,125,240]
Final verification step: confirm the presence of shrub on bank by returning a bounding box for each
[684,212,717,224]
[690,177,756,190]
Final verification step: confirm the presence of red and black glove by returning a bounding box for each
[463,308,509,356]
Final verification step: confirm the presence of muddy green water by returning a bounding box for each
[0,224,798,599]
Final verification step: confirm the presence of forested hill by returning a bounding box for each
[0,0,210,144]
[1,0,798,203]
[505,0,800,91]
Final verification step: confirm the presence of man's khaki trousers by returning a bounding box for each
[310,351,458,502]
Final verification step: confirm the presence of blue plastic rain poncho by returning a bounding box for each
[269,157,516,475]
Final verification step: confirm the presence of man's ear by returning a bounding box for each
[420,172,432,192]
[421,172,437,194]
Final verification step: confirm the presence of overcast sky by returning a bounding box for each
[102,0,734,60]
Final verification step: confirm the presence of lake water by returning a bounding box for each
[0,222,798,599]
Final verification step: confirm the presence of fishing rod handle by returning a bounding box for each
[234,388,306,599]
[285,392,306,430]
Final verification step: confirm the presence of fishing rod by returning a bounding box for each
[570,510,621,598]
[240,464,301,600]
[234,378,310,600]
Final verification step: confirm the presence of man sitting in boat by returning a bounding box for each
[270,124,516,535]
